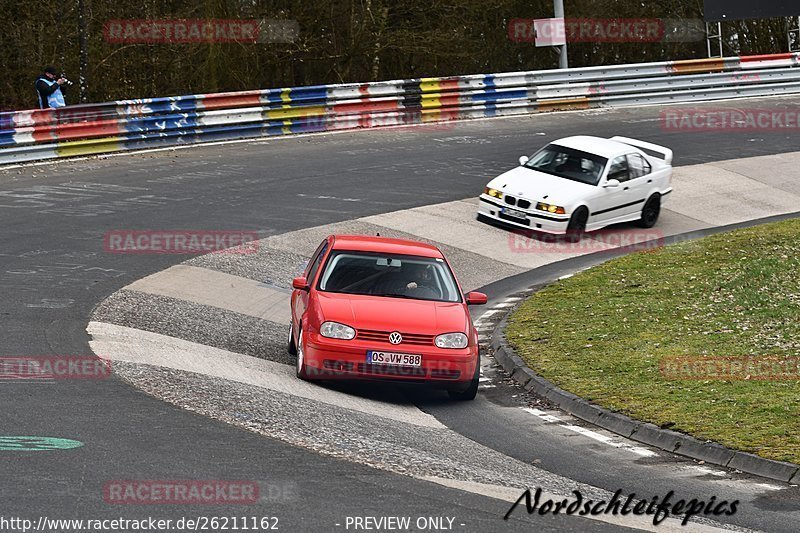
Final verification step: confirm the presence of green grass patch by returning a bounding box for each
[506,218,800,463]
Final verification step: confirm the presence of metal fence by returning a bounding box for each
[2,53,799,165]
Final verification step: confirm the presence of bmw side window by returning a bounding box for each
[607,156,630,182]
[627,154,650,179]
[306,241,329,284]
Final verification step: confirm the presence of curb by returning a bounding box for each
[490,314,800,485]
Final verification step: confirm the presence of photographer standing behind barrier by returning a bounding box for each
[35,66,67,109]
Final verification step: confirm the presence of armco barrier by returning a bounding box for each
[3,53,800,165]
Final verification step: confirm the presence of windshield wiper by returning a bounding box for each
[372,293,417,300]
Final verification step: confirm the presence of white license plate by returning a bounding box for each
[502,207,527,220]
[367,351,422,367]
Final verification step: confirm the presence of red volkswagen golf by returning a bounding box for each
[288,235,487,400]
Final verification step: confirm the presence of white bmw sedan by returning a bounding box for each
[478,136,673,240]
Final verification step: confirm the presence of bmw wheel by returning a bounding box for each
[565,207,588,243]
[638,194,661,228]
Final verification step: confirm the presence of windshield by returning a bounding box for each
[523,144,608,185]
[318,251,462,303]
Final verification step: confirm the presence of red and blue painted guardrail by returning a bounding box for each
[1,53,799,164]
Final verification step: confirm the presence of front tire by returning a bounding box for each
[448,356,480,401]
[287,321,297,355]
[295,327,311,380]
[565,207,588,243]
[638,194,661,228]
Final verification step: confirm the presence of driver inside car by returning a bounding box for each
[555,154,583,174]
[403,264,440,299]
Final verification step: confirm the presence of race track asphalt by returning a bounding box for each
[2,97,800,531]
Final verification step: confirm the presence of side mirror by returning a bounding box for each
[518,156,530,166]
[604,179,621,188]
[292,276,309,291]
[465,291,488,305]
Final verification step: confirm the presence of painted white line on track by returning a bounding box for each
[754,482,786,491]
[523,407,562,423]
[491,302,516,308]
[672,465,786,492]
[563,424,659,458]
[684,465,728,477]
[522,408,658,458]
[297,193,361,202]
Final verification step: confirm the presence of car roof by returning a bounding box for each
[330,235,444,258]
[549,136,637,159]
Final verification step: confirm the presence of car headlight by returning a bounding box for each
[484,187,503,199]
[435,332,468,349]
[536,202,566,215]
[320,321,356,340]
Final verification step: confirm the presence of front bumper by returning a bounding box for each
[478,195,570,234]
[303,333,478,385]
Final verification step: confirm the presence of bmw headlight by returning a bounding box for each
[320,321,356,340]
[536,202,566,215]
[435,332,468,349]
[484,187,503,199]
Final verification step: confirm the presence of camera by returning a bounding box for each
[59,73,74,86]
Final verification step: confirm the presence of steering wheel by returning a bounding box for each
[403,282,441,300]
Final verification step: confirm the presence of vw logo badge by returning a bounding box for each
[389,332,403,345]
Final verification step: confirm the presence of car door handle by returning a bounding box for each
[647,179,652,183]
[623,186,630,190]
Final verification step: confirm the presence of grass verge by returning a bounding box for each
[506,218,800,463]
